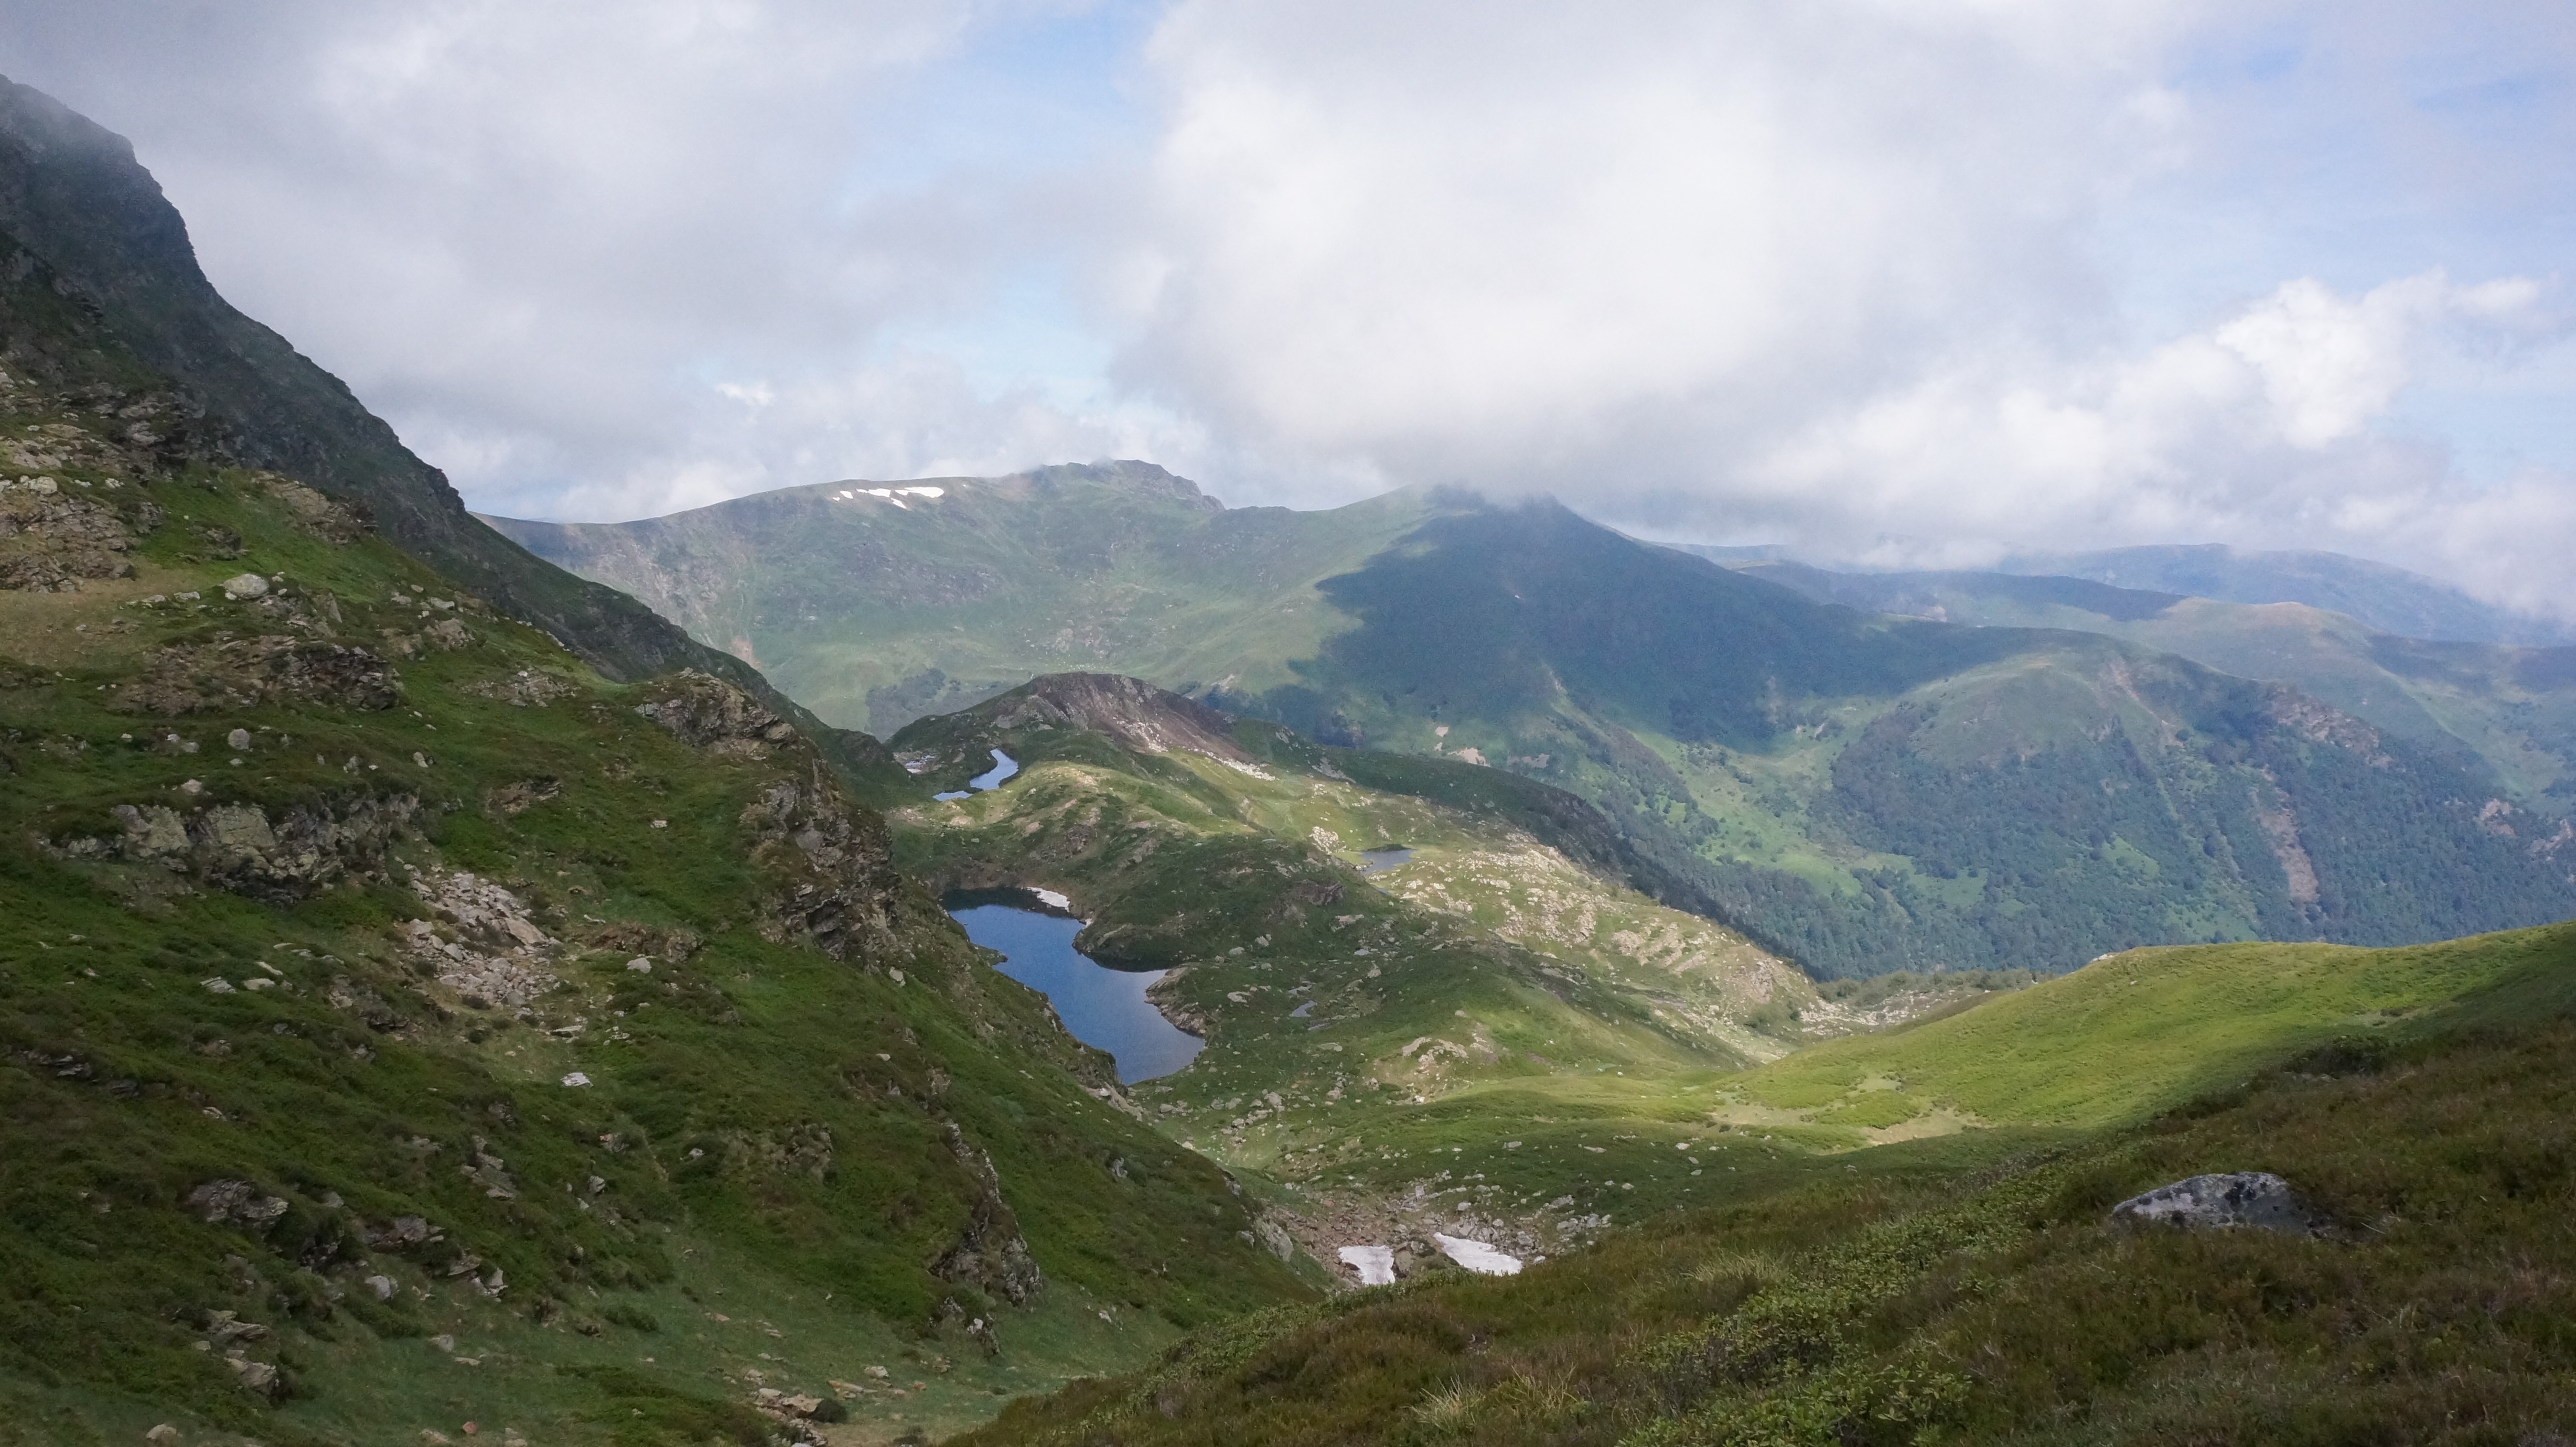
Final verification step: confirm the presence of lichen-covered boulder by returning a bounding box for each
[2110,1172,2316,1234]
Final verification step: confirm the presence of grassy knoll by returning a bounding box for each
[955,919,2576,1445]
[1722,922,2576,1132]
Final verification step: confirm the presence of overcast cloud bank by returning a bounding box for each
[6,1,2575,617]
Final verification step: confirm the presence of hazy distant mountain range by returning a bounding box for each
[1673,539,2576,647]
[488,470,2576,978]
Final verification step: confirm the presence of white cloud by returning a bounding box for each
[10,1,2576,617]
[1711,271,2572,594]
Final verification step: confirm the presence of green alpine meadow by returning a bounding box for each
[6,46,2576,1447]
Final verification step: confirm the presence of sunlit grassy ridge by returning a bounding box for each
[1721,923,2576,1131]
[954,920,2576,1446]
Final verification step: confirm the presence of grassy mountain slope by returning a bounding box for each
[491,470,2576,977]
[956,920,2576,1446]
[0,283,1304,1445]
[1727,558,2576,814]
[875,674,1997,1265]
[484,466,1440,736]
[0,75,832,728]
[1236,503,2576,976]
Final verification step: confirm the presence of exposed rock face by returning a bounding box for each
[2111,1172,2317,1234]
[260,472,367,544]
[0,75,775,688]
[977,673,1254,763]
[929,1122,1044,1306]
[115,635,400,715]
[739,763,904,963]
[635,668,797,758]
[0,478,157,590]
[54,791,419,901]
[638,671,908,964]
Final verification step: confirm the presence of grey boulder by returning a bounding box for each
[2111,1172,2316,1235]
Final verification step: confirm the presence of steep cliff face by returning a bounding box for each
[0,75,876,769]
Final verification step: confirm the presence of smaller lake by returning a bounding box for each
[1357,847,1413,872]
[949,899,1204,1083]
[935,748,1021,801]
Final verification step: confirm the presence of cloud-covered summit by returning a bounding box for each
[6,1,2575,618]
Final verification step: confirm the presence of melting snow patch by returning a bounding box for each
[835,485,947,507]
[561,1072,593,1088]
[1338,1246,1396,1285]
[1434,1234,1522,1275]
[1031,888,1073,911]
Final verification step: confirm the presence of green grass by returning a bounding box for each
[0,457,1310,1442]
[1724,923,2576,1130]
[952,919,2576,1445]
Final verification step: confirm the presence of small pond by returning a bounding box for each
[1357,847,1414,873]
[935,748,1020,801]
[947,894,1204,1083]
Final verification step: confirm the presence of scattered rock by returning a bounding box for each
[366,1274,395,1301]
[0,481,153,591]
[220,574,269,601]
[185,1180,290,1229]
[199,1309,270,1346]
[484,776,560,816]
[2110,1172,2317,1235]
[145,1426,179,1445]
[115,636,400,715]
[464,668,578,707]
[401,870,560,1007]
[363,1215,434,1250]
[424,618,473,651]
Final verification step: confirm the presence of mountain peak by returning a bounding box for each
[1019,459,1223,511]
[942,671,1252,762]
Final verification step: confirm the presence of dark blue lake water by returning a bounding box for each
[936,749,1021,802]
[948,901,1204,1083]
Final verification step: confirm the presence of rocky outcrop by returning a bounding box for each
[51,791,418,901]
[114,635,400,715]
[635,668,798,758]
[0,475,159,590]
[2110,1172,2318,1235]
[260,472,367,544]
[977,673,1255,763]
[639,671,908,964]
[929,1122,1044,1307]
[739,763,905,963]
